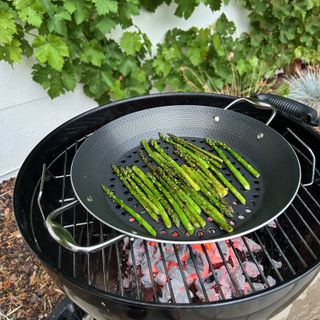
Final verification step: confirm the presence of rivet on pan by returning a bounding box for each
[214,116,220,122]
[101,302,106,307]
[87,195,93,202]
[257,133,264,139]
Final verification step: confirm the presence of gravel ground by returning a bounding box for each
[0,178,65,320]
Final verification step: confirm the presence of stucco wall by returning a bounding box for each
[0,1,249,182]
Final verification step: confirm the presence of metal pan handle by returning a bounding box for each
[252,93,319,126]
[224,97,276,126]
[38,165,126,253]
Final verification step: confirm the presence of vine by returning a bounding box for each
[1,0,319,103]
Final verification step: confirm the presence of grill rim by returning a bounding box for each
[13,92,320,308]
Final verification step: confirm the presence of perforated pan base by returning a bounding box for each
[71,105,301,243]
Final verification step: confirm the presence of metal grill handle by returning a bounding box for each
[38,165,126,253]
[224,97,276,126]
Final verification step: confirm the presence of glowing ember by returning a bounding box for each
[124,236,281,303]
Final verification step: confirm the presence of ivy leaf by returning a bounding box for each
[174,0,200,19]
[20,38,33,57]
[64,0,91,25]
[187,46,203,66]
[140,0,166,12]
[32,35,69,71]
[94,16,117,34]
[110,79,124,100]
[81,39,105,67]
[120,32,142,56]
[47,8,71,35]
[32,64,65,98]
[117,0,140,28]
[62,65,77,91]
[212,34,225,57]
[0,39,22,63]
[204,0,222,11]
[91,0,118,15]
[215,13,236,35]
[13,0,45,27]
[81,66,113,99]
[0,11,17,45]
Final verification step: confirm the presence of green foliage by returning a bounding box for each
[1,0,320,103]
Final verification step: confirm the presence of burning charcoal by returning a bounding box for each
[160,279,193,303]
[216,266,231,289]
[141,271,152,288]
[232,266,246,293]
[122,237,130,250]
[195,279,220,302]
[271,259,282,269]
[243,282,253,294]
[267,221,277,228]
[130,239,145,265]
[155,260,165,274]
[220,284,232,299]
[168,266,184,283]
[243,261,262,278]
[267,276,276,287]
[155,272,167,286]
[176,244,189,262]
[232,237,247,252]
[243,237,262,253]
[218,241,230,260]
[189,249,209,277]
[122,277,130,289]
[253,282,266,291]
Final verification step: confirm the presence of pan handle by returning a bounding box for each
[224,97,276,126]
[37,164,126,253]
[252,93,319,126]
[44,202,127,253]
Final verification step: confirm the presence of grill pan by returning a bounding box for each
[67,98,301,245]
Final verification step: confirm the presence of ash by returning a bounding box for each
[122,236,281,303]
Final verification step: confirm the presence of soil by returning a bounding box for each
[0,178,65,320]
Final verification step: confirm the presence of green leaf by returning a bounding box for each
[204,0,222,11]
[95,16,117,34]
[20,38,33,57]
[187,46,203,66]
[47,8,71,35]
[64,0,91,25]
[32,64,65,98]
[0,11,17,45]
[91,0,118,15]
[81,40,105,67]
[140,0,165,12]
[32,35,69,71]
[0,39,22,63]
[174,0,200,19]
[212,33,225,57]
[110,79,124,100]
[120,32,142,56]
[215,13,236,35]
[131,68,146,82]
[13,0,45,27]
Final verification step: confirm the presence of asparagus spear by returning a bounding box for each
[205,139,251,191]
[163,168,233,233]
[212,140,260,178]
[131,164,181,228]
[101,184,157,236]
[158,134,209,169]
[167,133,223,163]
[159,133,222,168]
[153,166,206,228]
[148,139,200,191]
[174,146,228,197]
[184,166,234,218]
[132,165,162,198]
[147,173,195,235]
[209,164,246,205]
[112,165,159,221]
[125,167,172,229]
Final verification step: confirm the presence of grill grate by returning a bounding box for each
[32,129,320,305]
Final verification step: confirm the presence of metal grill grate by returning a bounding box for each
[32,129,320,304]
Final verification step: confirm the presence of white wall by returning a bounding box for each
[0,1,249,182]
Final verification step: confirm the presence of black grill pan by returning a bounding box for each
[70,104,301,243]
